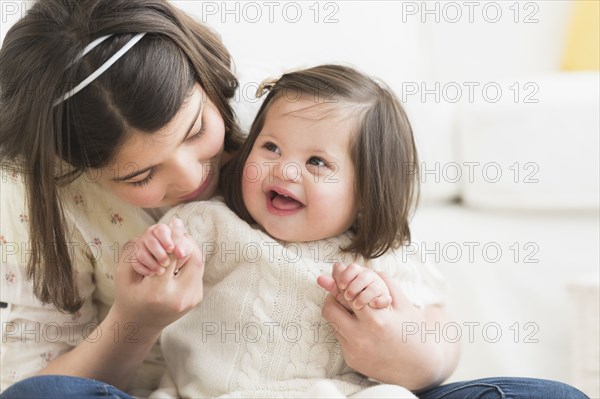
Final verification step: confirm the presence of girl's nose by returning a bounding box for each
[172,157,202,193]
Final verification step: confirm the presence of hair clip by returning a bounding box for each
[255,77,279,98]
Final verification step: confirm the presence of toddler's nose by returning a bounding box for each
[273,159,302,183]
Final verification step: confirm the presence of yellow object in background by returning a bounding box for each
[562,0,600,71]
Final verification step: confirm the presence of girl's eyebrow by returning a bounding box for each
[111,102,203,182]
[112,165,154,183]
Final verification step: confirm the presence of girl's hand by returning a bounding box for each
[130,219,193,276]
[112,218,205,333]
[317,262,392,311]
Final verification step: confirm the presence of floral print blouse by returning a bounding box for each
[0,164,166,396]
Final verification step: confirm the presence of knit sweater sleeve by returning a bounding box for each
[365,244,448,309]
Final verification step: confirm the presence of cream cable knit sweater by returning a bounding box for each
[150,199,445,399]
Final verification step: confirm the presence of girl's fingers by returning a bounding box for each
[321,294,354,343]
[151,224,175,253]
[169,245,205,295]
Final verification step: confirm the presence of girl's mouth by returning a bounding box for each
[179,173,213,202]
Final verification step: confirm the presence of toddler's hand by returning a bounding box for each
[317,262,392,311]
[129,218,193,277]
[114,217,205,333]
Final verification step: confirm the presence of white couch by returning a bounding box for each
[2,1,598,396]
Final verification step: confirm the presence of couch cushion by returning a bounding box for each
[411,203,599,386]
[457,72,599,210]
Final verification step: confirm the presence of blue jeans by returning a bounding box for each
[0,376,133,399]
[0,375,590,398]
[417,377,590,399]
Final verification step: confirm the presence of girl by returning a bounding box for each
[137,65,589,399]
[0,0,242,397]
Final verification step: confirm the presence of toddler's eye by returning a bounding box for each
[264,142,280,154]
[307,156,328,168]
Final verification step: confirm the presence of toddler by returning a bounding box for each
[136,65,447,398]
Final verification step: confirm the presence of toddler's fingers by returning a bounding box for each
[135,248,166,274]
[142,234,171,268]
[132,263,158,277]
[351,279,389,310]
[317,275,338,294]
[369,294,393,309]
[170,219,193,262]
[169,218,185,244]
[331,262,347,284]
[343,269,377,302]
[320,271,353,312]
[332,263,362,290]
[151,224,175,253]
[174,239,192,259]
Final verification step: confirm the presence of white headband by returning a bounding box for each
[53,32,147,107]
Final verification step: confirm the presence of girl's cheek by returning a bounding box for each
[209,139,225,160]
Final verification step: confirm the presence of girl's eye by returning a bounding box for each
[307,156,328,168]
[130,169,155,187]
[264,142,280,154]
[186,118,207,143]
[128,117,205,188]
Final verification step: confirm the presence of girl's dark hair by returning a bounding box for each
[0,0,244,312]
[223,65,419,259]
